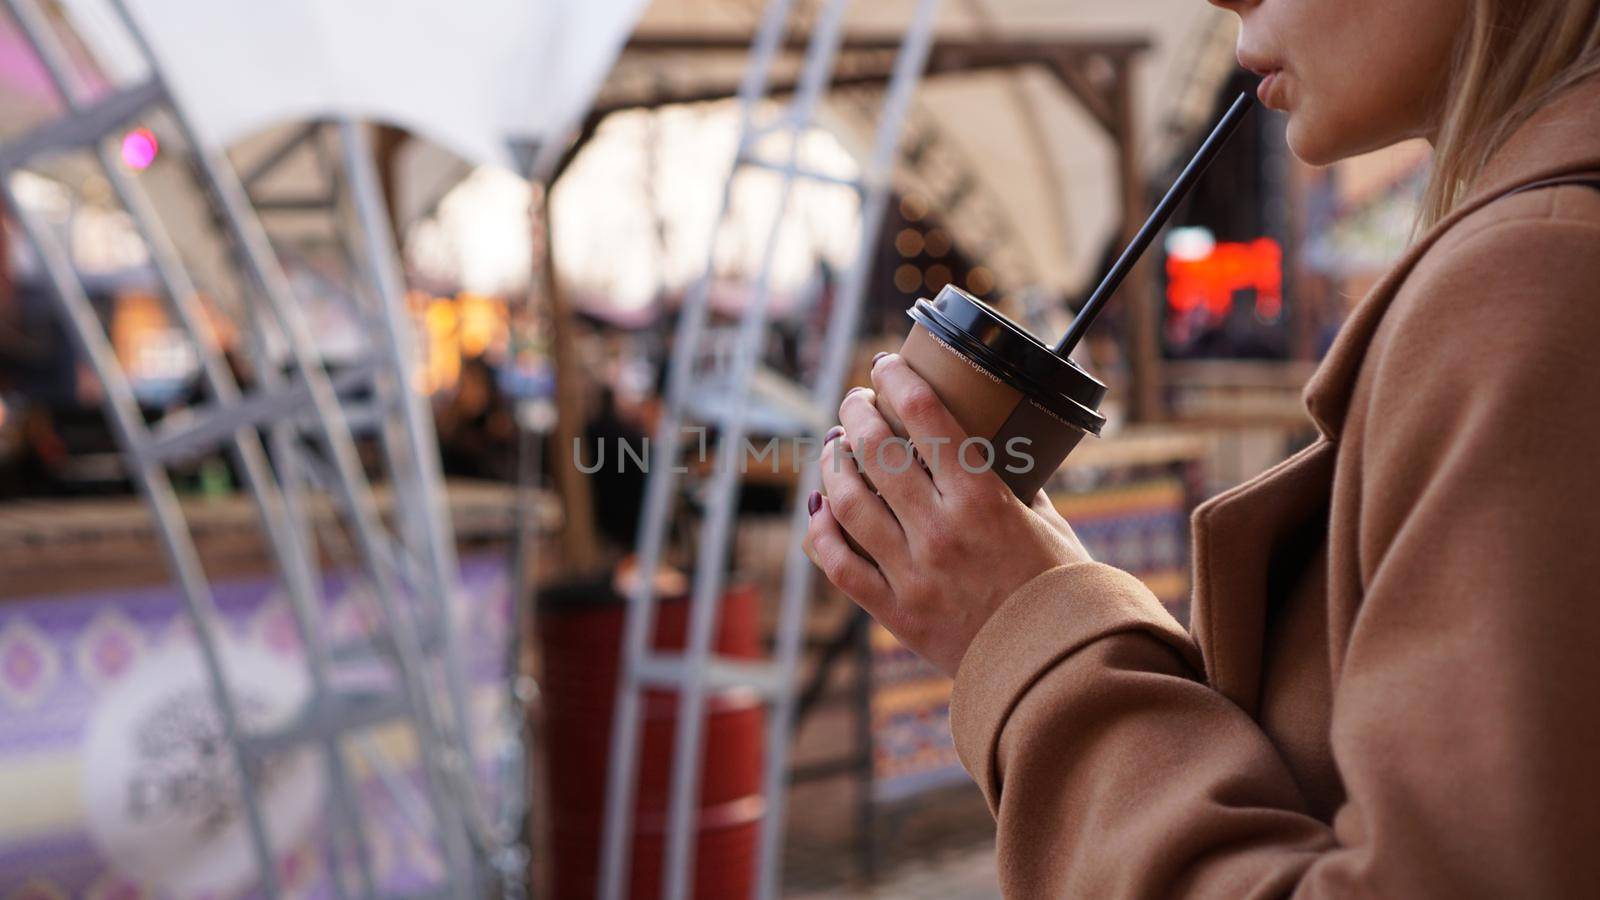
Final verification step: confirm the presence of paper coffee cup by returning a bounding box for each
[884,285,1106,500]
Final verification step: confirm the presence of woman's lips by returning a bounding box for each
[1256,70,1285,110]
[1237,51,1287,110]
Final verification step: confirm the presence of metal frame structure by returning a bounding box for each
[245,116,538,895]
[0,1,495,895]
[597,2,943,899]
[604,32,1158,417]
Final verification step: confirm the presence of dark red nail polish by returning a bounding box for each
[807,490,822,516]
[823,425,845,445]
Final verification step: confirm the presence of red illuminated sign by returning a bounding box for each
[1166,237,1282,320]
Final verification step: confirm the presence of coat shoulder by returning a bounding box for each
[1384,184,1600,356]
[1422,181,1600,268]
[1346,182,1600,561]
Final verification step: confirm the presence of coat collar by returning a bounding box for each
[1190,439,1336,712]
[1302,70,1600,439]
[1192,71,1600,711]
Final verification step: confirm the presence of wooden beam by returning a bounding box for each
[623,33,1149,58]
[532,186,603,574]
[373,124,409,253]
[1109,58,1163,422]
[602,34,1151,139]
[1048,54,1118,137]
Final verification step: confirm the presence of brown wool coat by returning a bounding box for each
[949,73,1600,898]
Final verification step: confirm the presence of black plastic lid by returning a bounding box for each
[907,285,1107,435]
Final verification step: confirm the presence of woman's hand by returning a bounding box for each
[803,353,1093,676]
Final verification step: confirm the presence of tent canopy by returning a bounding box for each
[0,0,1241,306]
[610,0,1239,299]
[56,0,649,170]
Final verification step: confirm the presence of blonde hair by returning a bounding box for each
[1421,0,1600,230]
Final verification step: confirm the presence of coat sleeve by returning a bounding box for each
[948,210,1600,898]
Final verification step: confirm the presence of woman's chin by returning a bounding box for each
[1285,116,1354,168]
[1285,111,1406,167]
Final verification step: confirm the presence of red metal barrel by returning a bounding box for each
[538,572,766,899]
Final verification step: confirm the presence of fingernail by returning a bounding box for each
[823,425,845,445]
[845,385,867,397]
[871,351,890,366]
[807,490,822,516]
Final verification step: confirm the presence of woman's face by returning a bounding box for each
[1207,0,1469,164]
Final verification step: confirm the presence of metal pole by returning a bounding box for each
[103,0,482,887]
[754,5,942,895]
[106,143,376,900]
[656,4,861,898]
[656,2,856,895]
[0,0,288,891]
[499,412,543,899]
[334,117,491,846]
[596,2,801,896]
[0,177,284,896]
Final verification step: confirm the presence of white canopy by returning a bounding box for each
[0,0,652,304]
[60,0,650,169]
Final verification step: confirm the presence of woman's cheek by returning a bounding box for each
[1287,47,1442,166]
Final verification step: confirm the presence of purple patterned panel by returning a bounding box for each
[0,554,515,899]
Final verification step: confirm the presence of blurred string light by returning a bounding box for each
[894,228,924,256]
[893,264,922,293]
[891,201,994,298]
[120,127,159,170]
[966,266,995,295]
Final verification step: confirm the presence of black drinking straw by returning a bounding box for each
[1052,92,1256,356]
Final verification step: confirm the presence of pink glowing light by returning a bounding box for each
[120,127,159,170]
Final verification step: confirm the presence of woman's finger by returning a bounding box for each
[868,353,976,494]
[838,387,938,520]
[807,495,893,612]
[819,435,909,565]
